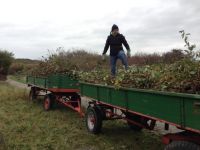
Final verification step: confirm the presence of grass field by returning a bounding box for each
[0,82,163,150]
[8,75,26,84]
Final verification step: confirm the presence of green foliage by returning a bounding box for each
[9,63,24,74]
[179,30,200,59]
[78,31,200,94]
[0,50,14,75]
[162,49,185,64]
[78,62,200,94]
[129,49,185,65]
[29,48,106,77]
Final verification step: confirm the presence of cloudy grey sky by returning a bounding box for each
[0,0,200,59]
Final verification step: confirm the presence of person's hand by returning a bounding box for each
[102,54,106,61]
[127,50,131,58]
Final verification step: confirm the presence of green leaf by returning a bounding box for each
[190,71,196,75]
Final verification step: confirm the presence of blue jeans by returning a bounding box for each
[110,50,128,76]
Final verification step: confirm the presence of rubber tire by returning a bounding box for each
[86,106,102,134]
[126,113,143,131]
[29,88,37,101]
[43,94,54,111]
[165,141,200,150]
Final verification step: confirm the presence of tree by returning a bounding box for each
[0,50,14,80]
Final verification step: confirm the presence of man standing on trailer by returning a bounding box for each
[102,24,131,76]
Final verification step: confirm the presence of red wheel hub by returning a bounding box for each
[89,116,96,125]
[44,99,50,109]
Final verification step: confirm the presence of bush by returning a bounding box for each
[162,49,185,64]
[0,50,14,80]
[9,63,24,75]
[29,48,109,76]
[129,53,162,65]
[128,49,185,66]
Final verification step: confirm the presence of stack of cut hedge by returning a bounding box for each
[78,59,200,94]
[29,31,200,94]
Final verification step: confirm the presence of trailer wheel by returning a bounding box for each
[164,141,200,150]
[29,87,37,101]
[43,94,54,111]
[126,113,143,131]
[86,106,102,134]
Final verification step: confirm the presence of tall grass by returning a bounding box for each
[0,83,163,150]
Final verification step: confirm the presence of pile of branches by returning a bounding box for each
[79,59,200,94]
[29,31,200,94]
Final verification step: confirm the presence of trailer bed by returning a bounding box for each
[27,74,79,90]
[80,82,200,133]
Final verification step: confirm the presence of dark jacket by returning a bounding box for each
[103,33,130,56]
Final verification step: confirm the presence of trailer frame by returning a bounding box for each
[28,84,84,117]
[26,75,200,149]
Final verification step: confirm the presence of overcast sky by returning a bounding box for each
[0,0,200,59]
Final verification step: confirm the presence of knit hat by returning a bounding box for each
[111,24,119,32]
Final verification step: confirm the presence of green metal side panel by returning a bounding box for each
[109,88,127,108]
[80,83,129,108]
[80,83,98,99]
[34,77,47,88]
[98,87,110,104]
[27,76,47,88]
[184,98,200,131]
[27,76,35,85]
[47,74,79,89]
[127,91,182,125]
[27,74,79,89]
[80,82,200,132]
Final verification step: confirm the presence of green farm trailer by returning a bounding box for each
[27,74,200,150]
[27,74,82,114]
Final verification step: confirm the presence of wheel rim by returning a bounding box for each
[44,98,50,110]
[87,111,96,130]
